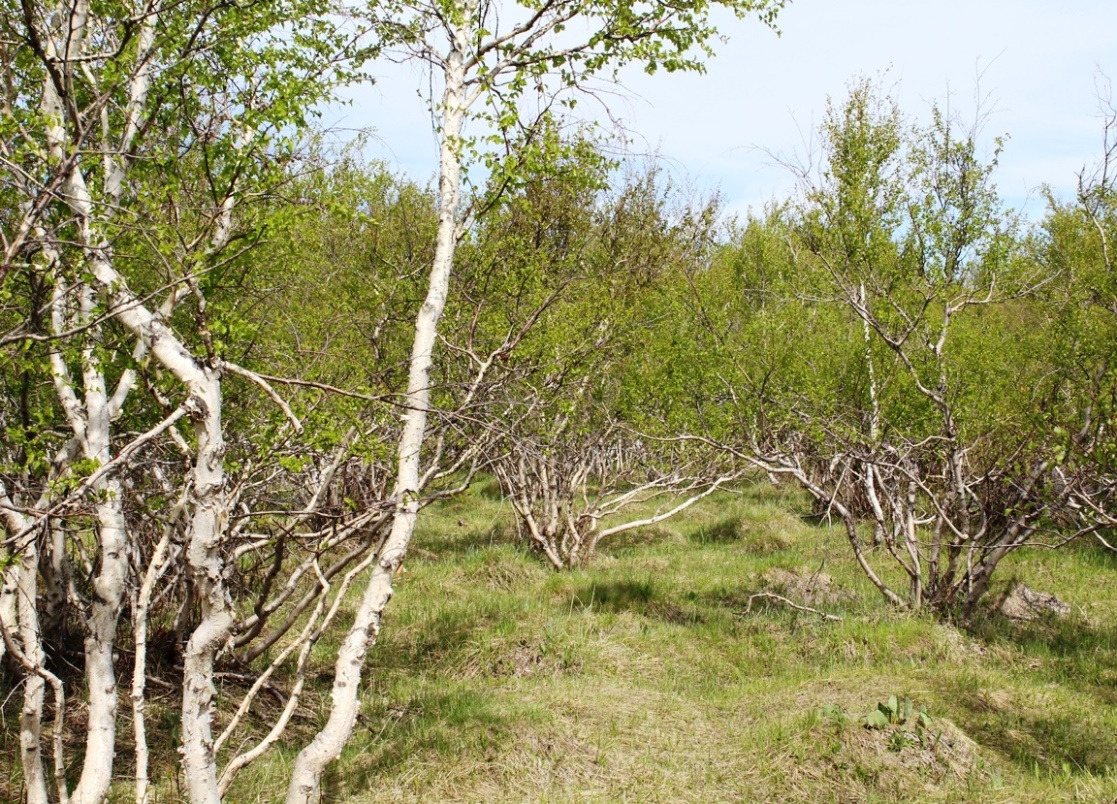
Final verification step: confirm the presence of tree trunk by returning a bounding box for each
[17,528,50,804]
[285,11,469,801]
[132,530,174,804]
[178,373,232,804]
[0,549,16,667]
[61,158,233,802]
[70,286,130,804]
[70,488,128,804]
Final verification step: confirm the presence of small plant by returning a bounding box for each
[818,703,848,727]
[864,694,932,731]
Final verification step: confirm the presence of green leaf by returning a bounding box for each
[865,710,889,729]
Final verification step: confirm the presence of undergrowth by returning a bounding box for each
[6,479,1117,802]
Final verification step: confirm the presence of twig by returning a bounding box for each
[224,362,304,433]
[741,592,843,622]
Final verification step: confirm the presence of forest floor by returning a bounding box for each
[8,479,1116,802]
[226,478,1117,803]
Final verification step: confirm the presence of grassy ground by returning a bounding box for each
[7,479,1116,802]
[222,479,1117,803]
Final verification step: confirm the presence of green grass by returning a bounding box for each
[216,480,1117,802]
[14,478,1117,803]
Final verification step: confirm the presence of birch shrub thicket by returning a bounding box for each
[0,0,788,800]
[3,0,1113,798]
[653,82,1117,614]
[0,2,388,801]
[453,154,738,568]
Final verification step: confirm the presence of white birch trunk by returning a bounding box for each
[858,281,886,547]
[131,529,174,804]
[71,473,130,804]
[44,40,242,793]
[67,282,130,804]
[1,479,50,804]
[16,528,50,804]
[284,12,470,801]
[78,230,232,804]
[51,118,233,804]
[36,8,135,797]
[178,373,233,804]
[0,555,15,666]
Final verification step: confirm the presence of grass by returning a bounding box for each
[221,479,1117,802]
[9,479,1117,802]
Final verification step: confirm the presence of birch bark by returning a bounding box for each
[30,5,172,798]
[16,527,49,804]
[285,10,471,802]
[40,63,234,803]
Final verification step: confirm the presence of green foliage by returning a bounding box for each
[675,77,1099,612]
[251,154,437,387]
[864,694,933,731]
[3,0,1117,793]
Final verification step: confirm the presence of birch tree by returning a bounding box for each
[285,0,786,798]
[0,0,789,798]
[1041,93,1117,544]
[456,154,739,568]
[685,83,1071,613]
[1,1,369,800]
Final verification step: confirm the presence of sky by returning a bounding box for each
[325,0,1117,221]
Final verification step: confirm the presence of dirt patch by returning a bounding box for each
[496,643,549,677]
[811,715,979,800]
[758,566,858,607]
[475,640,571,679]
[846,717,975,776]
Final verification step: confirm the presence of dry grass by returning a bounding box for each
[296,480,1117,803]
[8,478,1117,803]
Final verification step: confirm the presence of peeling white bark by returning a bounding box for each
[47,92,234,804]
[31,4,164,797]
[131,526,174,804]
[0,553,15,667]
[178,374,233,804]
[16,528,49,804]
[1,475,67,803]
[285,10,470,801]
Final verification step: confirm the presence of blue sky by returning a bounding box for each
[326,0,1117,221]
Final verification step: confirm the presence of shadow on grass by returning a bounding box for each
[328,686,522,797]
[689,514,745,544]
[602,524,680,553]
[945,611,1117,778]
[947,683,1117,777]
[570,579,704,626]
[573,579,656,611]
[967,611,1117,701]
[370,605,509,674]
[410,520,520,557]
